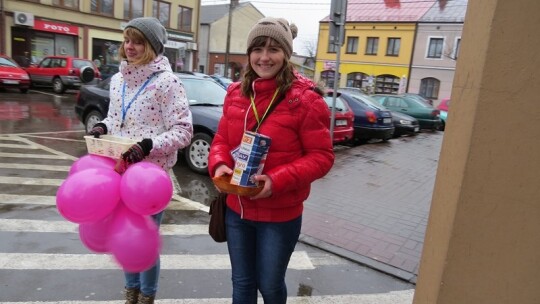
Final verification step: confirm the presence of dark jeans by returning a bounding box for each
[124,211,164,296]
[226,206,302,304]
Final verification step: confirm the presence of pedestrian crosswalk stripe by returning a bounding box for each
[0,194,206,211]
[0,251,315,270]
[0,219,209,235]
[0,162,70,171]
[1,289,415,304]
[0,176,63,186]
[0,143,40,149]
[0,152,73,159]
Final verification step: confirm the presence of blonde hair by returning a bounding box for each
[241,36,295,98]
[119,27,157,65]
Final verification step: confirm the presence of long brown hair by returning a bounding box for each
[119,27,157,65]
[241,36,295,98]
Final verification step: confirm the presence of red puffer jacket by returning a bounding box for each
[209,73,335,222]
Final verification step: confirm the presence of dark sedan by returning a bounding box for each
[336,90,394,144]
[75,73,226,175]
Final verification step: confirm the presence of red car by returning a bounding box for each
[437,98,450,112]
[0,54,31,93]
[25,56,100,94]
[322,93,355,145]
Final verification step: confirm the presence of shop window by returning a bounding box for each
[91,0,114,16]
[427,37,444,58]
[375,74,399,94]
[386,38,400,56]
[346,72,369,88]
[365,37,378,55]
[346,37,358,54]
[124,0,144,20]
[178,6,192,32]
[419,77,440,99]
[53,0,79,9]
[153,0,171,28]
[321,70,340,89]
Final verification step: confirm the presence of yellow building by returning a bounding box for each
[315,0,435,93]
[0,0,199,72]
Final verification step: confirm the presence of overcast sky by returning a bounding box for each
[200,0,331,56]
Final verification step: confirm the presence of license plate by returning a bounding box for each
[3,80,19,84]
[414,127,419,132]
[383,118,391,124]
[335,119,347,126]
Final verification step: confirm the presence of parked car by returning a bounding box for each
[25,56,101,94]
[321,92,354,145]
[98,64,119,80]
[339,89,419,138]
[403,93,434,106]
[335,90,394,143]
[0,54,31,93]
[436,98,450,131]
[210,74,234,89]
[75,73,226,175]
[372,94,441,130]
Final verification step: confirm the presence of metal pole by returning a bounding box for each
[224,0,234,78]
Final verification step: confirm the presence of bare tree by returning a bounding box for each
[303,40,317,59]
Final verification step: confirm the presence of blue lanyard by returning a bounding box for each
[121,72,159,127]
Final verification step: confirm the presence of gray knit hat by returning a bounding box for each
[125,17,167,55]
[247,17,298,58]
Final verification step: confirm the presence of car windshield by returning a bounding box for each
[347,92,388,111]
[322,95,348,112]
[404,96,432,108]
[180,78,226,106]
[0,57,18,67]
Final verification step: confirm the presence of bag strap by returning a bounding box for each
[249,92,285,132]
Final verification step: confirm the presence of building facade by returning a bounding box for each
[0,0,199,72]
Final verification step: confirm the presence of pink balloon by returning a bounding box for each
[120,162,173,216]
[69,154,116,176]
[79,213,114,253]
[108,204,161,272]
[56,168,122,223]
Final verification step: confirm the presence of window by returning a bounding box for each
[365,37,378,55]
[419,77,440,99]
[321,70,340,89]
[427,38,444,58]
[91,0,114,16]
[346,72,369,88]
[153,0,171,28]
[375,74,399,94]
[453,38,461,59]
[53,0,79,9]
[124,0,144,20]
[327,41,337,54]
[346,37,359,54]
[386,38,400,56]
[178,6,192,32]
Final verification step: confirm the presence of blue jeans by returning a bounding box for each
[124,211,164,297]
[226,206,302,304]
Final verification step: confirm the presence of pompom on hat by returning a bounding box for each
[125,17,168,55]
[247,17,298,58]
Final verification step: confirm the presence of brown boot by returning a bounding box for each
[124,287,140,304]
[138,293,155,304]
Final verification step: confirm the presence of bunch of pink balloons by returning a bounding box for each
[56,154,173,272]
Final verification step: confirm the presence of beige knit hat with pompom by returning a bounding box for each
[247,17,298,58]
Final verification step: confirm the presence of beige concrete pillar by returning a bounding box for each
[413,1,540,303]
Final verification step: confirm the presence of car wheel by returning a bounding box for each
[184,133,213,175]
[80,66,95,83]
[52,77,65,94]
[439,121,446,131]
[20,88,28,94]
[84,110,104,133]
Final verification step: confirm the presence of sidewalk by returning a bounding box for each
[301,132,443,283]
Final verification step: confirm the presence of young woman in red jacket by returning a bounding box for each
[208,17,335,303]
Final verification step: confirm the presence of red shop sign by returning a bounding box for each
[34,19,79,36]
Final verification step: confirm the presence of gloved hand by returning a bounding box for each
[121,138,152,164]
[88,123,107,138]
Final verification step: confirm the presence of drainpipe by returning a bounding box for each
[406,22,419,92]
[0,0,5,54]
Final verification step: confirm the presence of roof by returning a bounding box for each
[322,0,437,23]
[200,2,254,24]
[419,0,468,23]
